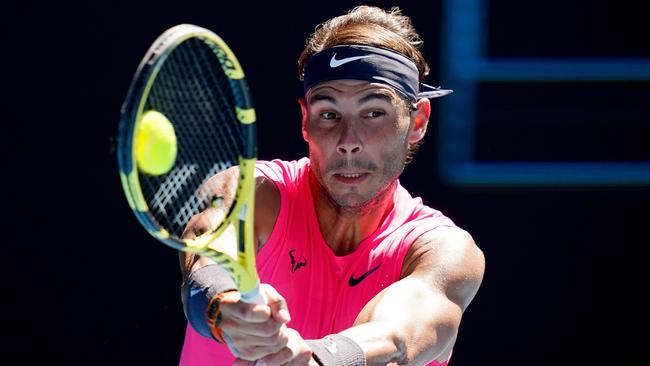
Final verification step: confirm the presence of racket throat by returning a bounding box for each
[237,201,257,277]
[237,220,246,253]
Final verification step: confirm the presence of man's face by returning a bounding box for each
[300,79,429,211]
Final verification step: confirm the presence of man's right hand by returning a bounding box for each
[220,284,315,365]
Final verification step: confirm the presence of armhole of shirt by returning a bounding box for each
[254,160,296,262]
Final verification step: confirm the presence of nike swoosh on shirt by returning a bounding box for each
[348,263,382,287]
[329,53,372,68]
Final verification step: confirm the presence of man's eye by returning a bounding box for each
[365,111,385,118]
[320,112,338,120]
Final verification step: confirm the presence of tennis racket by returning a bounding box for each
[117,24,264,304]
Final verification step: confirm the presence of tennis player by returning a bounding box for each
[179,5,485,366]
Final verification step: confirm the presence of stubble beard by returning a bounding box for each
[309,147,407,216]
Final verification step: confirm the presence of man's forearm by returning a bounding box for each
[339,321,407,366]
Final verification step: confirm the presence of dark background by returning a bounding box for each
[5,0,649,365]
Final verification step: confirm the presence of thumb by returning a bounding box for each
[261,284,291,323]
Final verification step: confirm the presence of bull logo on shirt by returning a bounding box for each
[289,249,307,273]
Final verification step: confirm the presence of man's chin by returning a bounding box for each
[331,179,397,206]
[330,191,385,214]
[331,195,366,209]
[326,191,363,207]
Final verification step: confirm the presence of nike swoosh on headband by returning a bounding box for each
[329,54,372,68]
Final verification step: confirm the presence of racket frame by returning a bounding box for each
[117,24,260,296]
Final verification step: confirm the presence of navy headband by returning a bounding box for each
[303,45,452,101]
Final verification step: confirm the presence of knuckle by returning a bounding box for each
[255,310,272,323]
[243,306,268,323]
[261,321,282,336]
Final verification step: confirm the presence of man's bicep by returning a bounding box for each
[354,276,460,323]
[345,227,485,363]
[343,276,461,364]
[403,226,485,310]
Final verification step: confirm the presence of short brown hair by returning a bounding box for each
[298,6,430,83]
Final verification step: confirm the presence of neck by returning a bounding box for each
[309,169,397,256]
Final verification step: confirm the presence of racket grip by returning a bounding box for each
[240,283,266,304]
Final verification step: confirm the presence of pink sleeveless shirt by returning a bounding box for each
[180,158,456,365]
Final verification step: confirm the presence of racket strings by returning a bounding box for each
[140,38,245,237]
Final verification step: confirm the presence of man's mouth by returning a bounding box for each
[333,172,369,184]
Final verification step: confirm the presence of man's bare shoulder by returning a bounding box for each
[401,226,485,310]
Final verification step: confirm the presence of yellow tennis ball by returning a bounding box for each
[134,110,177,175]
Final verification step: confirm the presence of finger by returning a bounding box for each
[222,333,241,359]
[221,314,284,337]
[225,329,288,348]
[224,334,286,361]
[221,300,272,323]
[222,324,290,361]
[238,343,294,362]
[255,328,312,366]
[262,284,291,323]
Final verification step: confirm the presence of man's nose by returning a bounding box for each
[336,121,363,155]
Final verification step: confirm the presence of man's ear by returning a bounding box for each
[408,98,431,144]
[298,98,309,141]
